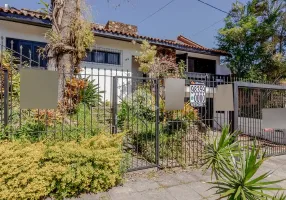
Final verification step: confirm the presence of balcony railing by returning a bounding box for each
[184,72,233,87]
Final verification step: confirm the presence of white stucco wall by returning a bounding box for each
[80,36,141,102]
[0,20,231,102]
[0,20,48,46]
[0,21,141,102]
[82,36,141,72]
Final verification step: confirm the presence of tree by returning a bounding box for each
[135,40,185,79]
[217,0,286,81]
[43,0,95,100]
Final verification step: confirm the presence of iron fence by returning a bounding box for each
[1,40,286,171]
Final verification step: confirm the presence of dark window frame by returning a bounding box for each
[187,57,216,74]
[6,37,47,67]
[84,49,121,65]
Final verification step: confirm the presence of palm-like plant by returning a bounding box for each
[271,193,286,200]
[202,125,240,179]
[210,146,284,200]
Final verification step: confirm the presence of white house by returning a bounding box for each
[0,5,231,106]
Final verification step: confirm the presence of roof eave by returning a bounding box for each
[94,30,229,57]
[0,13,51,28]
[0,13,230,56]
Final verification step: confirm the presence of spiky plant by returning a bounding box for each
[210,146,284,200]
[202,125,240,180]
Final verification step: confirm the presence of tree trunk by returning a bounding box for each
[48,0,79,100]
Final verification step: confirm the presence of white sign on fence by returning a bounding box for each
[190,82,206,107]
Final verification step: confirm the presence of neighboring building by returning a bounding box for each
[0,5,231,103]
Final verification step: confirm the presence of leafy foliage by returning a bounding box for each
[202,126,240,179]
[135,40,183,78]
[0,50,21,100]
[211,146,284,200]
[203,126,285,199]
[61,78,103,113]
[118,84,199,166]
[135,40,157,74]
[80,79,103,108]
[217,0,286,81]
[45,0,95,70]
[0,133,124,200]
[118,85,156,128]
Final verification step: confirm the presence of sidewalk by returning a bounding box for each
[69,155,286,200]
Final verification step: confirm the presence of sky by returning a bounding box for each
[0,0,248,48]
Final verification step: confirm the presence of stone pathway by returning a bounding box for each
[69,155,286,200]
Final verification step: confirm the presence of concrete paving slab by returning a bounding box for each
[166,184,203,200]
[140,188,176,200]
[131,178,161,192]
[155,173,182,188]
[190,181,216,198]
[108,185,136,200]
[174,171,200,184]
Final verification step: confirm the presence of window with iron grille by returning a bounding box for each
[6,38,47,67]
[84,49,121,65]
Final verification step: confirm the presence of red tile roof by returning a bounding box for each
[0,6,230,56]
[0,7,50,20]
[94,26,229,55]
[177,35,205,49]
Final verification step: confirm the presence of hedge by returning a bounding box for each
[0,133,124,200]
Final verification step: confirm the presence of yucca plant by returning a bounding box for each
[210,145,284,200]
[202,125,240,179]
[270,193,286,200]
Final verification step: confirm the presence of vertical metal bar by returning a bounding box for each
[4,69,9,136]
[19,45,23,128]
[10,40,13,134]
[29,50,32,67]
[233,82,239,132]
[112,76,118,134]
[155,78,160,169]
[0,36,3,125]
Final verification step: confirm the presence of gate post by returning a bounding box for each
[155,79,160,169]
[3,69,9,136]
[112,76,118,134]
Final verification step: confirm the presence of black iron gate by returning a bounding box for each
[112,76,159,171]
[112,76,220,171]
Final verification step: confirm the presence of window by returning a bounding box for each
[6,38,47,67]
[187,57,216,74]
[84,50,121,65]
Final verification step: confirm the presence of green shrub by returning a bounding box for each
[118,86,156,128]
[0,133,124,200]
[81,79,103,108]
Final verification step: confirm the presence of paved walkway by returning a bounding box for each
[70,155,286,200]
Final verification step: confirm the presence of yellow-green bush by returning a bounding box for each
[0,133,124,200]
